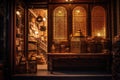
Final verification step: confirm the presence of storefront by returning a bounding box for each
[6,0,119,76]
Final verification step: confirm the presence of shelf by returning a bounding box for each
[28,50,37,52]
[28,41,37,43]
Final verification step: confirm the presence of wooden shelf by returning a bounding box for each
[28,50,37,52]
[28,41,37,43]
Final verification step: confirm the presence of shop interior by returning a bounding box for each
[14,0,114,74]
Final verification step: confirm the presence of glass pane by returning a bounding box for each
[91,6,106,38]
[53,6,67,41]
[72,6,86,36]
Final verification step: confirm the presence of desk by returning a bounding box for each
[47,53,111,73]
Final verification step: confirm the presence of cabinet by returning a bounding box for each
[70,30,87,53]
[47,53,111,73]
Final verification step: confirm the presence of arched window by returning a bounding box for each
[53,6,67,41]
[91,6,106,38]
[72,6,87,36]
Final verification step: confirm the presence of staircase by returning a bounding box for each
[37,39,47,53]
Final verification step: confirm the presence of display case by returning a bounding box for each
[70,30,111,53]
[15,4,26,73]
[27,9,48,72]
[70,30,87,53]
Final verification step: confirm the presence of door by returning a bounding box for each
[28,8,48,70]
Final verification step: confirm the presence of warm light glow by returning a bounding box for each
[58,10,62,14]
[34,31,39,38]
[16,11,21,16]
[97,33,101,37]
[43,17,46,21]
[65,0,72,2]
[58,10,62,16]
[35,31,38,35]
[76,10,80,13]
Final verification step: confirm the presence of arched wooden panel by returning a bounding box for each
[53,6,67,41]
[72,6,87,36]
[91,6,106,38]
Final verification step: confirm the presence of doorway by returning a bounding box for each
[28,9,48,70]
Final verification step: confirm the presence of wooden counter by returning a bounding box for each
[47,53,112,73]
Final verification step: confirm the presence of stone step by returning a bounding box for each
[12,70,112,80]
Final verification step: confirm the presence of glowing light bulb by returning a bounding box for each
[43,18,46,21]
[58,11,62,14]
[16,11,21,16]
[97,33,101,37]
[35,31,38,35]
[65,0,72,2]
[76,10,80,13]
